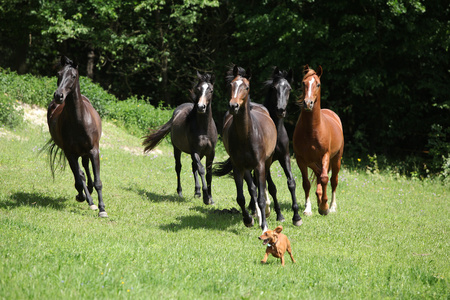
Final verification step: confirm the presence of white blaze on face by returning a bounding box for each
[233,79,243,99]
[199,83,209,106]
[307,77,315,98]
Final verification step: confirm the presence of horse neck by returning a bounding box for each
[65,81,85,117]
[234,98,252,140]
[300,94,322,128]
[195,104,213,127]
[264,93,284,128]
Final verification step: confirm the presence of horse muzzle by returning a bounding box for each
[53,91,65,104]
[276,108,286,118]
[229,102,240,115]
[303,99,314,111]
[197,103,207,114]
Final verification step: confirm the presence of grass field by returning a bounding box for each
[0,107,449,299]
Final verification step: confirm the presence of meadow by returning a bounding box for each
[0,106,449,299]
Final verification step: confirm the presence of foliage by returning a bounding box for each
[0,93,23,129]
[0,119,449,298]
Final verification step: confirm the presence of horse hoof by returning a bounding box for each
[194,192,201,198]
[244,217,254,228]
[293,218,303,226]
[319,208,330,216]
[89,205,98,211]
[204,198,214,205]
[303,211,313,216]
[98,211,108,218]
[265,206,271,218]
[277,215,285,222]
[75,195,85,203]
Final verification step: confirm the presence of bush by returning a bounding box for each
[0,93,23,128]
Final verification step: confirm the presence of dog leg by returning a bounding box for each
[261,252,269,264]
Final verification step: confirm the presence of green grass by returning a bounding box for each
[0,117,449,299]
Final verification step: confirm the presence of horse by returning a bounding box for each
[214,65,277,232]
[263,67,302,226]
[46,56,107,217]
[292,65,344,216]
[143,71,218,205]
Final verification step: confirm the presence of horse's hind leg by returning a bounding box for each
[235,171,254,227]
[329,155,342,213]
[90,148,107,217]
[280,155,302,225]
[67,155,96,210]
[297,160,312,216]
[174,147,183,197]
[266,170,284,222]
[82,156,94,194]
[318,154,330,216]
[205,151,215,205]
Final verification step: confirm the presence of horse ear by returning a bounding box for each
[196,70,203,81]
[233,65,239,77]
[303,64,309,75]
[287,69,294,83]
[61,56,70,66]
[246,67,252,80]
[317,65,323,78]
[275,226,283,233]
[273,66,280,76]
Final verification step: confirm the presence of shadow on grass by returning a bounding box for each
[159,205,244,233]
[0,191,67,210]
[130,187,188,203]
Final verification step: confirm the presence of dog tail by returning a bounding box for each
[142,116,173,153]
[213,158,233,177]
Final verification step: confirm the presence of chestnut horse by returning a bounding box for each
[263,67,302,226]
[292,65,344,216]
[46,56,107,217]
[143,71,217,205]
[214,65,277,232]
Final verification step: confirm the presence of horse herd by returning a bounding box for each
[46,56,344,232]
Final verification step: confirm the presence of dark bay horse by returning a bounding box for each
[46,56,107,217]
[143,71,218,205]
[263,67,302,226]
[214,65,277,232]
[292,65,344,216]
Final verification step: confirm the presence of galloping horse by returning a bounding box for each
[46,56,107,217]
[263,67,302,226]
[143,71,217,205]
[214,65,277,232]
[293,65,344,216]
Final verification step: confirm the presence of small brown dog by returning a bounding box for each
[258,226,295,266]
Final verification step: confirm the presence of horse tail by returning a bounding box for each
[142,118,173,153]
[40,139,66,179]
[213,158,234,177]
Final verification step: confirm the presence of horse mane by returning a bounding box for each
[303,68,316,80]
[264,68,290,87]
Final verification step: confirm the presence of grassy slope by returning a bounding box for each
[0,116,449,299]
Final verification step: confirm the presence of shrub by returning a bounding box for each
[0,93,23,128]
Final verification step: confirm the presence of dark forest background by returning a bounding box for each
[1,0,449,175]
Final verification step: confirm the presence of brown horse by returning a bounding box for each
[143,71,217,205]
[292,65,344,216]
[214,65,277,232]
[46,56,107,217]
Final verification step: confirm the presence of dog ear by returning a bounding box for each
[274,226,283,233]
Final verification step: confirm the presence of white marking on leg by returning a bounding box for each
[265,189,271,217]
[329,191,337,213]
[303,196,312,216]
[255,202,263,229]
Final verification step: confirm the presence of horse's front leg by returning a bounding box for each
[255,163,268,232]
[67,154,96,210]
[318,153,330,216]
[234,170,254,227]
[244,171,257,215]
[90,148,107,217]
[191,152,212,205]
[280,154,302,225]
[205,150,215,205]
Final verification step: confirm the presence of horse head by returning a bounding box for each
[54,56,79,104]
[301,65,322,111]
[269,67,293,118]
[229,65,251,115]
[191,71,215,114]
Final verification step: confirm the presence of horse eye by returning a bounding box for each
[317,83,321,87]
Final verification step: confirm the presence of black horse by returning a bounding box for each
[263,67,302,226]
[46,56,107,217]
[143,71,218,205]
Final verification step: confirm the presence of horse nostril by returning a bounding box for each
[229,103,239,109]
[198,104,206,110]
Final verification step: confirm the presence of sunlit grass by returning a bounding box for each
[0,120,449,299]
